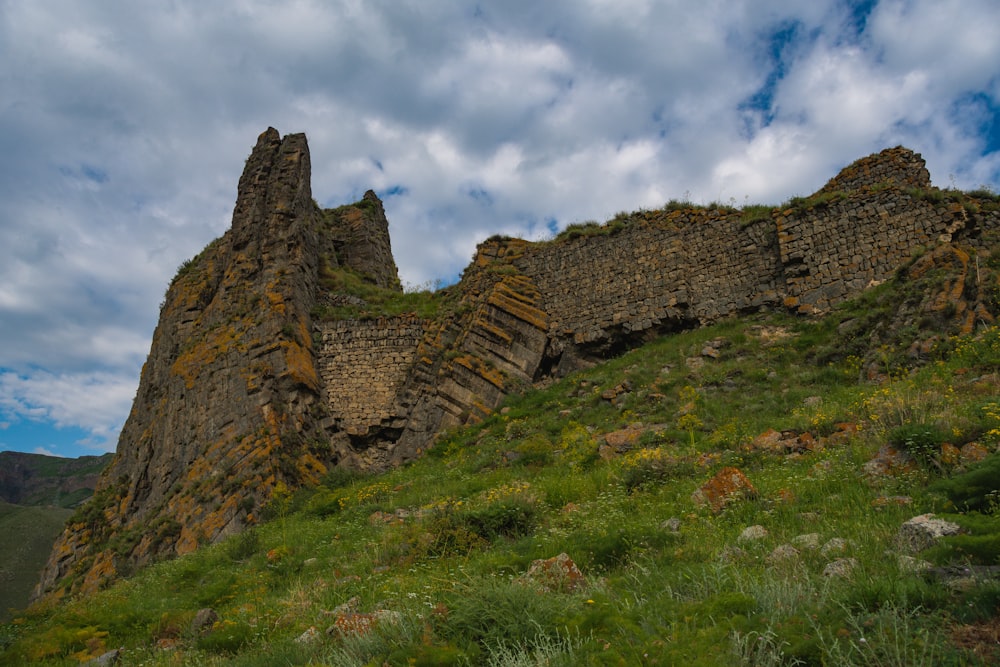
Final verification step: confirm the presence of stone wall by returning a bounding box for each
[514,211,782,355]
[817,146,931,194]
[318,317,426,435]
[777,191,966,312]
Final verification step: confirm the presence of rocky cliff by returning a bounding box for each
[34,131,1000,602]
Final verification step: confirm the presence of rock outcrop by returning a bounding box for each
[34,131,1000,602]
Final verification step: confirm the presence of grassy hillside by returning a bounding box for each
[0,452,112,509]
[0,502,73,624]
[4,259,1000,664]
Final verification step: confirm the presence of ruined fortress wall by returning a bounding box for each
[512,211,784,350]
[317,317,426,434]
[778,193,966,311]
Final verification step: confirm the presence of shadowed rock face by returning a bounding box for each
[34,133,1000,602]
[34,128,349,601]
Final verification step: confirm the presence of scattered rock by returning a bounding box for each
[83,648,123,666]
[718,546,746,563]
[896,554,933,573]
[327,613,378,637]
[823,558,858,578]
[960,442,989,464]
[766,544,800,564]
[738,525,768,542]
[661,517,682,532]
[692,467,757,513]
[520,553,586,592]
[303,557,318,568]
[792,533,821,550]
[327,596,360,617]
[863,445,916,478]
[898,514,962,552]
[820,538,850,557]
[603,425,645,450]
[294,626,319,644]
[190,608,219,636]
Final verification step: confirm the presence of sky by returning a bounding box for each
[1,0,999,459]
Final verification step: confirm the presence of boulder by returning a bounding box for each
[897,513,962,552]
[692,467,757,513]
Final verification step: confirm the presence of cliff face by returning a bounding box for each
[34,132,1000,602]
[34,128,393,600]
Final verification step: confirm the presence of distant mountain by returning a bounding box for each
[0,451,112,509]
[0,452,110,621]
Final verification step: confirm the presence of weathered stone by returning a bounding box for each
[692,467,757,512]
[898,514,962,552]
[792,533,821,550]
[294,627,319,644]
[83,648,122,666]
[738,525,768,542]
[766,544,800,564]
[820,537,850,557]
[660,517,681,532]
[521,553,586,592]
[960,442,989,463]
[823,557,858,579]
[191,608,219,635]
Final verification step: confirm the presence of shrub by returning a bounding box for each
[619,447,695,492]
[930,454,1000,512]
[438,577,573,654]
[887,423,949,466]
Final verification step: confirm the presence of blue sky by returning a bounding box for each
[1,0,999,459]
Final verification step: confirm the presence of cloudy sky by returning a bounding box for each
[1,0,998,458]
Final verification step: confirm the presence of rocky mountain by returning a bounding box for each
[32,128,1000,603]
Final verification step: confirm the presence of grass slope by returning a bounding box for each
[0,502,73,624]
[5,276,1000,664]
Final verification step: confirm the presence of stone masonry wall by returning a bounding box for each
[777,192,968,312]
[322,147,1000,469]
[515,211,782,354]
[318,317,427,435]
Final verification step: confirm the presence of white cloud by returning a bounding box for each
[0,0,998,454]
[0,370,134,452]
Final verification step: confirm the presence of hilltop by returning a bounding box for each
[28,128,1000,616]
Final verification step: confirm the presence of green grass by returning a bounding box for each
[7,273,1000,664]
[311,264,451,321]
[0,503,73,623]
